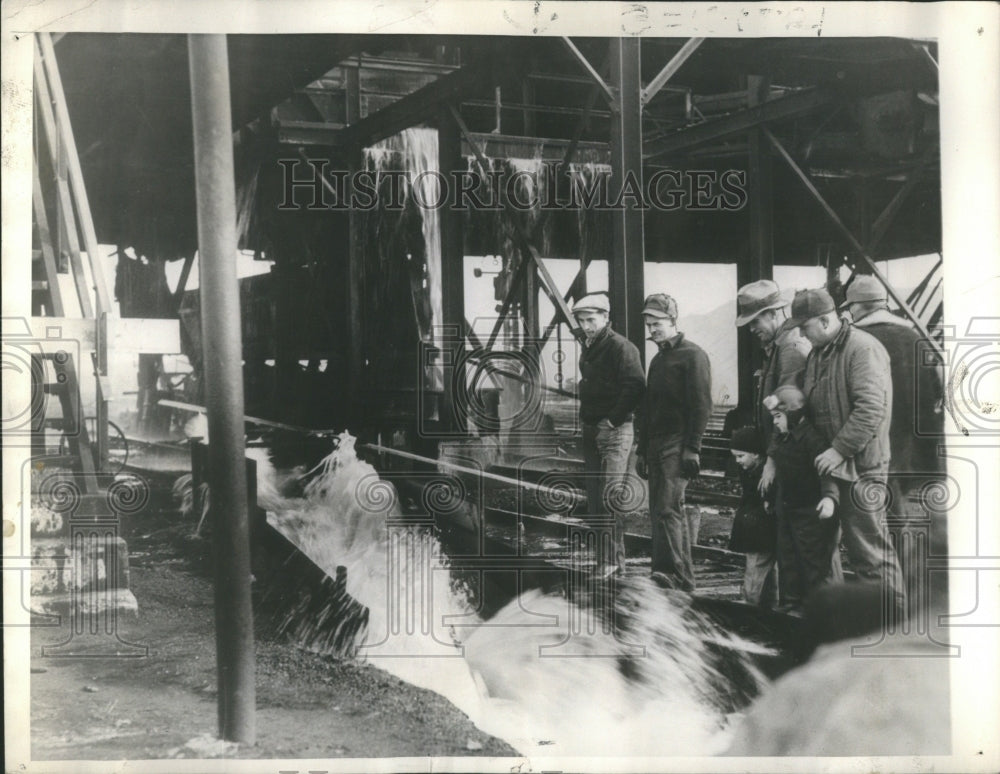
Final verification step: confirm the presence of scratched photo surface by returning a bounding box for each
[2,3,999,774]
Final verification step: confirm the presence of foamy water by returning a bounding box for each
[257,435,766,756]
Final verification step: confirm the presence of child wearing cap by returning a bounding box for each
[728,426,778,608]
[764,385,844,612]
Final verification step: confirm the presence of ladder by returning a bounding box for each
[31,31,114,492]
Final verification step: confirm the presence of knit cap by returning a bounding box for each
[730,426,764,455]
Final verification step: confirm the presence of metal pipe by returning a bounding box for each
[187,33,256,746]
[359,443,586,503]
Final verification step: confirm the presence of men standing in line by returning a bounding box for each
[790,287,906,614]
[840,275,946,611]
[574,292,645,570]
[636,294,712,591]
[733,280,811,605]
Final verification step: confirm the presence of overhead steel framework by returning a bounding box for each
[46,33,942,432]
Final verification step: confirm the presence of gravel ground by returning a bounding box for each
[28,493,517,762]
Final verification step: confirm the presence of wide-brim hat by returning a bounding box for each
[735,279,793,327]
[839,275,888,309]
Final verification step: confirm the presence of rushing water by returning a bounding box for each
[257,436,768,756]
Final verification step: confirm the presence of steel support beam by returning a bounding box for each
[641,38,704,105]
[738,75,775,414]
[345,149,367,424]
[561,37,615,105]
[867,148,937,255]
[644,85,836,162]
[439,105,466,433]
[608,37,647,359]
[763,127,943,358]
[336,54,500,149]
[188,33,256,746]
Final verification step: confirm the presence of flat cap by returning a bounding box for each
[642,293,678,319]
[572,292,610,314]
[788,288,836,326]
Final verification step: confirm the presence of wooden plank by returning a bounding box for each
[33,51,93,319]
[28,317,96,349]
[107,317,182,354]
[37,33,113,316]
[32,167,65,316]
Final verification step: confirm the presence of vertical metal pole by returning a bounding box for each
[608,38,646,362]
[187,33,256,746]
[738,75,774,414]
[346,146,366,425]
[439,106,466,433]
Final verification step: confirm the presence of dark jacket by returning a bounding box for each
[768,418,840,510]
[637,333,712,456]
[729,460,777,554]
[803,322,892,476]
[756,319,810,445]
[854,310,945,476]
[578,325,645,427]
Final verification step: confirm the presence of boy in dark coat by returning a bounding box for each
[764,385,844,612]
[728,426,778,608]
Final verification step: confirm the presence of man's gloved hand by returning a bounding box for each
[635,454,648,480]
[681,449,700,479]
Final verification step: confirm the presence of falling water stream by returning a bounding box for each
[255,437,769,757]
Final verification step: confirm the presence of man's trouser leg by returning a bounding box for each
[775,503,803,607]
[785,507,841,599]
[582,423,603,516]
[583,421,633,569]
[648,436,695,590]
[596,421,633,569]
[743,550,777,607]
[837,467,907,617]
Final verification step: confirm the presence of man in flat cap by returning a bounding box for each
[636,293,712,591]
[841,274,946,615]
[791,287,906,613]
[573,292,645,570]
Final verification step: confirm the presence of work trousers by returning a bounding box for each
[775,503,840,607]
[837,466,907,616]
[647,435,696,591]
[743,550,778,608]
[581,420,633,569]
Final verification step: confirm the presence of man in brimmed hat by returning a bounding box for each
[790,286,905,613]
[735,279,811,493]
[572,291,645,570]
[636,293,712,591]
[840,274,946,617]
[735,280,810,438]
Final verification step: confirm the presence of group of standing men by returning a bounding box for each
[575,274,944,617]
[574,290,712,590]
